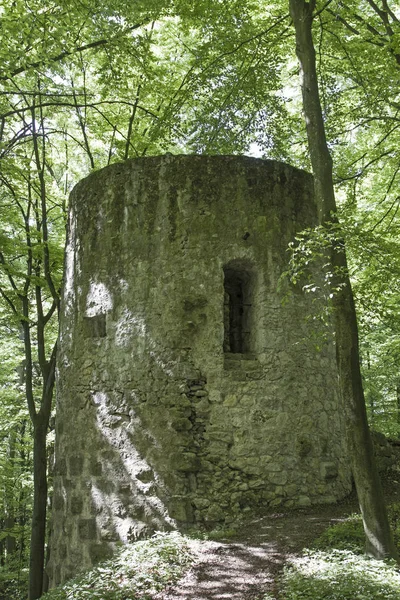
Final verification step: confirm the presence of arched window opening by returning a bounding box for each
[223,266,254,354]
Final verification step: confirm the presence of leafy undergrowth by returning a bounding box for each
[281,550,400,600]
[0,559,28,600]
[33,504,400,600]
[42,532,195,600]
[279,502,400,600]
[313,502,400,553]
[312,514,366,553]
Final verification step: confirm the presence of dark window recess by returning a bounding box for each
[83,314,107,338]
[223,268,253,353]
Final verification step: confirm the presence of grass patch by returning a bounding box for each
[281,549,400,600]
[42,532,195,600]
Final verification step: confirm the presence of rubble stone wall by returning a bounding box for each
[49,155,351,585]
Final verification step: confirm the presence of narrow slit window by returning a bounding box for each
[223,266,253,354]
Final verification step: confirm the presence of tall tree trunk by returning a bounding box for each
[289,0,398,560]
[29,416,48,600]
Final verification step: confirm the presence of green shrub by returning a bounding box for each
[42,532,195,600]
[282,504,400,600]
[281,549,400,600]
[314,503,400,554]
[0,569,28,600]
[0,555,29,600]
[313,514,365,553]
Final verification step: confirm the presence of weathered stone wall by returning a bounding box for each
[49,155,351,585]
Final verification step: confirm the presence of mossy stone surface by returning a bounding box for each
[49,155,351,586]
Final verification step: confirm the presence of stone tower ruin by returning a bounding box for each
[49,155,351,585]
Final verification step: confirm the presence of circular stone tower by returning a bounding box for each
[49,155,351,585]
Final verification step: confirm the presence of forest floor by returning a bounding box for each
[155,473,400,600]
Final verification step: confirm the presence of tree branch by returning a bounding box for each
[30,97,58,302]
[0,285,18,316]
[0,251,19,295]
[40,341,57,419]
[0,22,146,82]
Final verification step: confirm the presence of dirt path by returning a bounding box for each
[156,499,358,600]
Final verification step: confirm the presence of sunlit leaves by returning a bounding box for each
[42,532,195,600]
[282,549,400,600]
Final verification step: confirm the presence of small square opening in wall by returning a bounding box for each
[223,263,255,354]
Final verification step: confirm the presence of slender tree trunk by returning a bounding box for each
[5,433,16,556]
[29,415,48,600]
[25,96,59,598]
[289,0,398,560]
[366,349,375,423]
[17,420,28,575]
[27,344,56,600]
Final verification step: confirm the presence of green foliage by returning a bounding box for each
[281,549,400,600]
[285,221,348,301]
[0,317,32,586]
[314,504,400,554]
[0,555,29,600]
[281,503,400,598]
[284,210,400,437]
[42,532,194,600]
[280,221,350,352]
[346,222,400,437]
[313,515,365,553]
